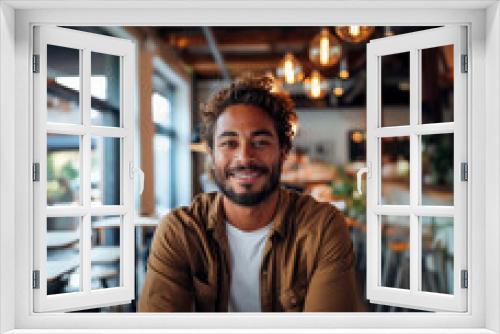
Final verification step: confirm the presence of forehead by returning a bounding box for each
[214,104,277,136]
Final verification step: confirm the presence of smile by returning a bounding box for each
[231,171,263,181]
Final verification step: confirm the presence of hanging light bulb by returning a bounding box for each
[333,78,344,97]
[339,58,349,79]
[276,52,304,85]
[384,26,395,37]
[349,25,361,37]
[335,26,375,43]
[309,28,342,67]
[304,70,328,99]
[351,131,364,143]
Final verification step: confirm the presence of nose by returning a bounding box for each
[235,141,255,164]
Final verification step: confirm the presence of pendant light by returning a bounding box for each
[309,28,342,67]
[304,70,328,99]
[276,52,304,85]
[333,78,344,97]
[384,26,395,37]
[335,26,375,43]
[339,58,349,79]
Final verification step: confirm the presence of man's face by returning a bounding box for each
[210,104,286,206]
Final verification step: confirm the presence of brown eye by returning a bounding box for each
[253,138,271,147]
[221,140,238,148]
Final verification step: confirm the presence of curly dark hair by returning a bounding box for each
[200,75,297,151]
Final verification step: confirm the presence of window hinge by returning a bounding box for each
[461,270,468,289]
[33,270,40,289]
[461,162,468,181]
[461,54,468,73]
[32,163,40,182]
[32,55,40,73]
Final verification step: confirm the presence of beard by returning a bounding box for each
[213,161,282,206]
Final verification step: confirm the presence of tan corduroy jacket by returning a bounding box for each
[139,187,360,312]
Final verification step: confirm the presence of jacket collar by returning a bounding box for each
[206,187,290,238]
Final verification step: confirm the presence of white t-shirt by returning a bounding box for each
[226,221,272,312]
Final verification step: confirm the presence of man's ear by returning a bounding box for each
[280,146,290,162]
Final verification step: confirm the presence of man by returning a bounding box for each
[139,75,359,312]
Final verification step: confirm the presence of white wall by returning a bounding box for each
[292,108,409,165]
[485,2,500,332]
[294,108,366,165]
[0,3,16,333]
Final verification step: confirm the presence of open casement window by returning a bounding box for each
[33,26,136,312]
[365,26,467,312]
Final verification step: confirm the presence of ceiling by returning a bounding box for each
[156,27,425,78]
[151,26,434,108]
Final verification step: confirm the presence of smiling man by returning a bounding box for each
[139,75,360,312]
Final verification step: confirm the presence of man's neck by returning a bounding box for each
[223,189,280,232]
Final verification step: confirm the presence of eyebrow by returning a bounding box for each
[216,131,238,140]
[251,129,274,137]
[216,129,274,140]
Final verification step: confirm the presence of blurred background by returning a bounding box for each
[45,25,454,312]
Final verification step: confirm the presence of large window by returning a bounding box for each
[32,24,469,314]
[1,2,498,333]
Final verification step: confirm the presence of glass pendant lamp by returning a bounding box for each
[309,28,342,67]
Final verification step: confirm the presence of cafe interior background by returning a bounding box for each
[46,25,453,312]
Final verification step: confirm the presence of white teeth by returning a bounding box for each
[234,172,259,179]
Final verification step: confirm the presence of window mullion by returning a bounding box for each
[409,48,420,293]
[81,48,91,294]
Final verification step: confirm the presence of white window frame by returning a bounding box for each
[0,1,499,333]
[32,26,136,312]
[366,26,468,312]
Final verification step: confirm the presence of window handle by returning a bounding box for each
[130,163,145,195]
[356,162,371,195]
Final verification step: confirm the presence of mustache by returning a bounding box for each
[225,164,269,178]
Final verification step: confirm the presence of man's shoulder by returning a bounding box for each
[286,188,341,217]
[159,191,219,232]
[284,188,343,229]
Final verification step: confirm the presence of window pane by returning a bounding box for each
[47,45,81,124]
[381,52,410,127]
[90,52,120,127]
[154,135,171,215]
[47,217,80,295]
[381,137,410,205]
[381,215,410,289]
[421,45,454,124]
[47,134,80,205]
[152,92,171,126]
[91,216,121,290]
[135,225,157,301]
[91,136,121,205]
[421,133,453,206]
[421,216,454,294]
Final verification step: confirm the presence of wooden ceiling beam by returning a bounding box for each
[162,27,319,49]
